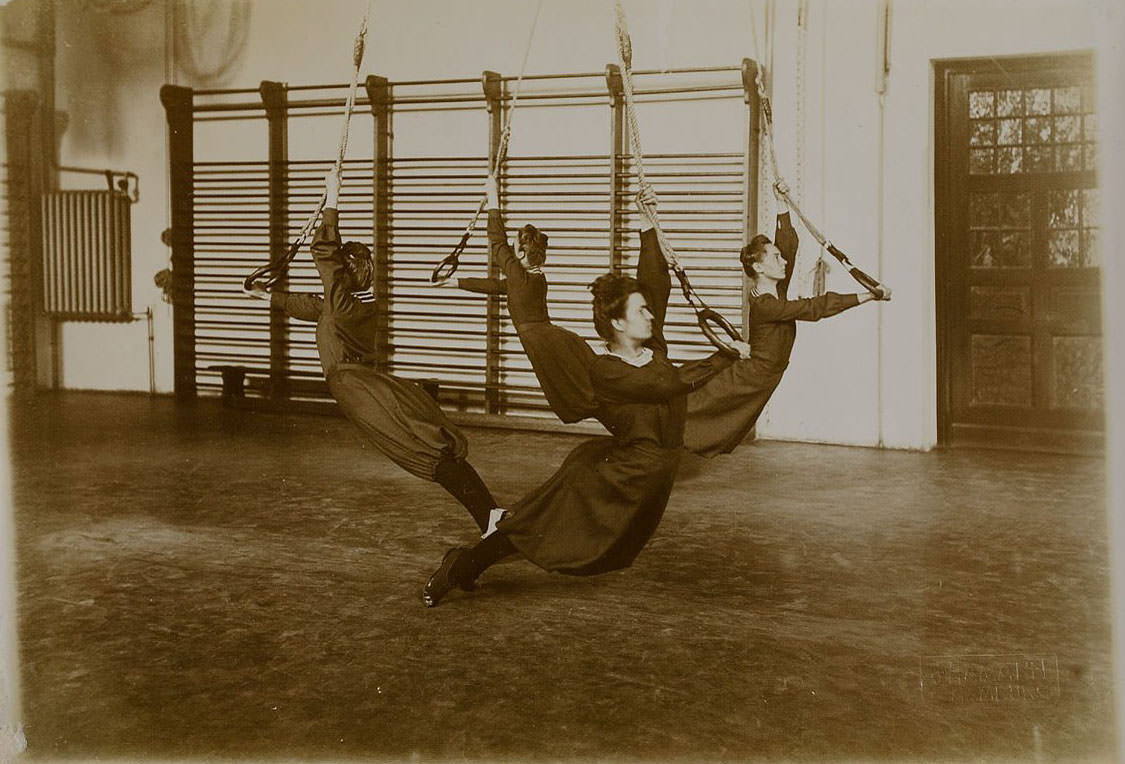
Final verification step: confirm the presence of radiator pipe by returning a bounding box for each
[134,307,155,396]
[54,165,140,202]
[147,307,155,396]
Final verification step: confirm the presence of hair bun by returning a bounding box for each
[589,272,619,297]
[589,272,640,339]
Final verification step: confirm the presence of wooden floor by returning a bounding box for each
[8,392,1116,763]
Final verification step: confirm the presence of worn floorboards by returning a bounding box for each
[7,392,1115,763]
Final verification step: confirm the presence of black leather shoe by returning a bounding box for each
[422,547,474,608]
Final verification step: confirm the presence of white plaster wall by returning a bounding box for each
[48,0,1111,450]
[54,0,172,392]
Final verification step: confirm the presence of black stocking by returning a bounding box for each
[433,454,496,533]
[452,530,518,585]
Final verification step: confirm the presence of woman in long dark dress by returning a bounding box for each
[249,169,500,533]
[683,182,892,457]
[421,188,751,606]
[443,175,598,424]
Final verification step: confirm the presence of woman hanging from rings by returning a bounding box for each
[421,185,751,607]
[248,167,501,534]
[682,181,892,457]
[438,174,598,425]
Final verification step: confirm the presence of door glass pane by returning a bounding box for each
[970,231,996,267]
[996,147,1022,174]
[1078,190,1101,267]
[1024,117,1051,143]
[1000,194,1031,227]
[998,90,1024,116]
[969,192,998,226]
[969,90,995,118]
[1054,145,1082,171]
[1048,230,1080,268]
[969,192,1031,268]
[1053,115,1080,142]
[1081,189,1099,224]
[970,149,994,175]
[997,118,1022,145]
[971,335,1032,406]
[1049,190,1080,228]
[1084,143,1097,171]
[1053,86,1082,114]
[1083,114,1097,140]
[996,231,1030,267]
[970,120,996,146]
[1026,88,1051,115]
[1024,146,1052,172]
[1080,229,1100,267]
[1052,337,1102,409]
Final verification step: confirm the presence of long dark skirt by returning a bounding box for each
[327,367,468,481]
[517,321,598,424]
[497,437,681,575]
[683,358,784,457]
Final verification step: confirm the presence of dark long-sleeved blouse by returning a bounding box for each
[267,208,468,479]
[683,211,861,456]
[497,226,734,574]
[590,228,733,449]
[456,209,550,326]
[455,208,599,424]
[269,208,377,375]
[743,211,859,374]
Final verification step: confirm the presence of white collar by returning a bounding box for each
[601,343,653,367]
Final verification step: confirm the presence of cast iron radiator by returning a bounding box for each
[40,189,132,321]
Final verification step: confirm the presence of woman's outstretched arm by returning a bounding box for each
[456,277,508,295]
[309,168,365,317]
[485,175,527,284]
[245,284,324,322]
[633,186,672,355]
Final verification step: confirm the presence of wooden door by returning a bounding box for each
[936,54,1102,451]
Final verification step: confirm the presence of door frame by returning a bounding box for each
[934,51,1099,452]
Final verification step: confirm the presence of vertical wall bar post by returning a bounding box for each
[160,84,196,400]
[741,58,763,336]
[606,64,626,273]
[365,75,393,374]
[260,81,290,404]
[3,91,47,392]
[482,70,503,414]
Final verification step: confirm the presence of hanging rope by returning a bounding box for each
[748,2,888,297]
[430,0,544,284]
[243,3,372,292]
[794,0,829,296]
[613,2,742,356]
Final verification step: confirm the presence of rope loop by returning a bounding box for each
[430,230,471,284]
[614,1,742,355]
[243,3,372,292]
[746,0,887,298]
[436,0,543,282]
